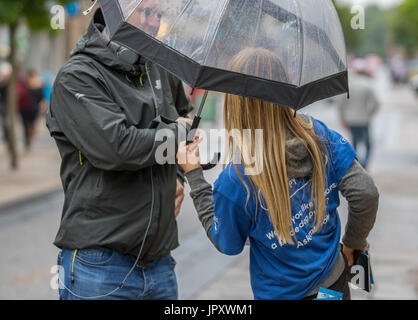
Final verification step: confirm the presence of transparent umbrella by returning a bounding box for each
[97,0,348,168]
[99,0,348,110]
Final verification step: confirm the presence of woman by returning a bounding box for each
[177,48,379,300]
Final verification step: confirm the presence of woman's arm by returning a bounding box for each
[338,159,379,253]
[185,167,221,251]
[178,140,251,255]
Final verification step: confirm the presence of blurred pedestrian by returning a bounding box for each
[41,71,54,112]
[0,63,11,144]
[177,48,379,300]
[390,55,408,85]
[19,70,45,150]
[47,4,193,300]
[338,68,380,169]
[17,74,30,148]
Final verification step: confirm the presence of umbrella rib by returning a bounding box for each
[165,0,194,40]
[124,0,144,21]
[253,0,264,46]
[330,0,348,71]
[199,1,229,58]
[294,0,304,87]
[262,0,344,70]
[202,0,231,66]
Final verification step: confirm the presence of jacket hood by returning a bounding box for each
[70,8,143,75]
[285,136,313,178]
[285,115,313,178]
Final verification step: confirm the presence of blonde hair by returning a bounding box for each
[224,48,327,245]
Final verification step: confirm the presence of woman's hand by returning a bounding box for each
[176,137,203,173]
[343,242,370,267]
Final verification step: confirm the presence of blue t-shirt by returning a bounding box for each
[211,118,356,300]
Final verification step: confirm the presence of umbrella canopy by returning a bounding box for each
[99,0,348,110]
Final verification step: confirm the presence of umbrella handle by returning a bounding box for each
[186,115,202,145]
[186,90,208,145]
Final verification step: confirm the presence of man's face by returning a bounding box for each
[129,0,162,37]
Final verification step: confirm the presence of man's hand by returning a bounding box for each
[342,242,370,267]
[175,179,185,219]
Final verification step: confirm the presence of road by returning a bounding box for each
[0,66,417,300]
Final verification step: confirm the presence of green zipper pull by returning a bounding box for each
[71,249,78,284]
[79,151,83,166]
[140,67,152,86]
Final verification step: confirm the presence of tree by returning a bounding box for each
[360,5,389,57]
[332,0,364,54]
[391,0,418,57]
[0,0,74,169]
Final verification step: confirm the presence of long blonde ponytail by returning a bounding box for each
[224,48,327,245]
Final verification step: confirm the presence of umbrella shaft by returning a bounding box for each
[187,90,208,144]
[196,90,208,118]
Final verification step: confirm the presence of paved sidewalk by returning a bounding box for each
[0,117,62,208]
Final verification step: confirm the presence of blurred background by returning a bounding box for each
[0,0,417,300]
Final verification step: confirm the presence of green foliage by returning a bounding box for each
[333,0,417,58]
[360,5,389,57]
[0,1,22,26]
[332,0,363,54]
[0,0,77,30]
[391,0,418,56]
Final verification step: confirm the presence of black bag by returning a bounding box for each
[341,244,374,292]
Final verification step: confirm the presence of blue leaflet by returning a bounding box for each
[314,287,343,300]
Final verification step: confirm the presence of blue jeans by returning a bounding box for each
[57,247,178,300]
[349,125,371,169]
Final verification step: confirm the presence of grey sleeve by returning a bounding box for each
[185,167,222,252]
[338,159,379,250]
[176,121,192,185]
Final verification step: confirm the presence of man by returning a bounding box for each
[127,0,162,36]
[338,67,380,170]
[47,3,193,300]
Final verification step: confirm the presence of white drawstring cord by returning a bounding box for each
[83,0,98,16]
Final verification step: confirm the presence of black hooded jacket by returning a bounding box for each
[46,9,193,266]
